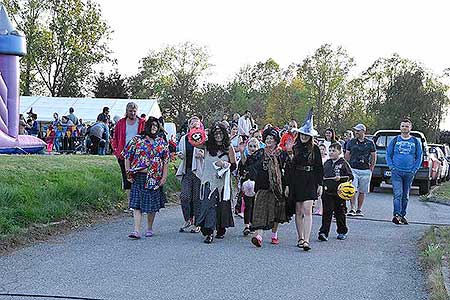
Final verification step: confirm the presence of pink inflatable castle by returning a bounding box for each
[0,5,45,154]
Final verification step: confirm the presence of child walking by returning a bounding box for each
[318,143,354,241]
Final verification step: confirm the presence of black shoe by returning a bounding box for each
[215,234,225,239]
[318,233,328,241]
[400,216,409,225]
[303,241,311,251]
[243,227,251,236]
[392,214,402,225]
[204,235,213,244]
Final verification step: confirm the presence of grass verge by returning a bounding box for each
[0,155,180,253]
[420,226,450,300]
[423,182,450,205]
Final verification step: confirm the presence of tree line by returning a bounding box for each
[3,0,449,141]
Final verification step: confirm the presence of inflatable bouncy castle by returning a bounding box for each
[0,5,45,154]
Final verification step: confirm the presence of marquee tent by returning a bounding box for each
[20,96,162,123]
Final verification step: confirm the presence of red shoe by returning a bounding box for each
[271,237,279,245]
[251,235,262,247]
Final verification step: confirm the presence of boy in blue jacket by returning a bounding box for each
[386,119,423,225]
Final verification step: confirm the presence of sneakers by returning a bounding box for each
[337,233,347,240]
[355,210,364,217]
[347,209,356,216]
[251,235,263,247]
[318,233,328,241]
[392,214,402,225]
[204,235,213,244]
[190,226,201,233]
[400,216,409,225]
[271,237,279,245]
[243,227,251,236]
[179,221,192,232]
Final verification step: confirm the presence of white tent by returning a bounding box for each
[20,96,162,123]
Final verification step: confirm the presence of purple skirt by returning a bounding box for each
[129,173,166,213]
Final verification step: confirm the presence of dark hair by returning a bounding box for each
[325,128,337,142]
[97,114,108,122]
[329,142,342,152]
[262,126,280,144]
[401,118,412,125]
[103,107,109,113]
[142,116,161,138]
[205,122,230,156]
[69,107,74,113]
[245,110,251,114]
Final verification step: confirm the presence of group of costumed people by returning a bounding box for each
[122,110,356,251]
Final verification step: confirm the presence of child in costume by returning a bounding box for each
[318,142,354,241]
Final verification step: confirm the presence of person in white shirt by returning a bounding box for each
[238,110,253,142]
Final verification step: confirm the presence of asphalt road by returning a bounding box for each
[1,185,450,300]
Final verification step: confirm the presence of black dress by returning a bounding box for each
[287,141,323,208]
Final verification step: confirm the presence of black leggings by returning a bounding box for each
[243,195,255,225]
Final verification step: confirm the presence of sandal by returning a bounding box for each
[303,241,311,251]
[145,230,153,237]
[297,239,305,248]
[128,231,141,239]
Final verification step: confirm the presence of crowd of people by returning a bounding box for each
[116,103,423,251]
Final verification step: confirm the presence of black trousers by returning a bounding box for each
[90,135,100,155]
[243,195,254,225]
[319,193,348,236]
[234,191,243,213]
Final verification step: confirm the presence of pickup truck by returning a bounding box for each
[371,130,431,195]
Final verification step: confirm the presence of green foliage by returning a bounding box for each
[2,0,111,96]
[0,156,180,236]
[93,70,129,98]
[129,42,212,126]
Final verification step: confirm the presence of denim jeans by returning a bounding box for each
[392,169,415,217]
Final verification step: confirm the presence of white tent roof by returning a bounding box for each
[20,96,162,123]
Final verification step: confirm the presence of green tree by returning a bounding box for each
[196,83,229,127]
[93,70,129,98]
[129,42,212,126]
[264,78,310,126]
[297,44,355,133]
[3,0,112,97]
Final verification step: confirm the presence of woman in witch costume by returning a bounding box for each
[285,110,323,251]
[245,126,289,247]
[196,123,237,244]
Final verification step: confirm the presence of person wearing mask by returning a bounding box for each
[112,102,146,204]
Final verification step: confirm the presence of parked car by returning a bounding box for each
[371,130,431,195]
[430,143,450,181]
[429,145,449,183]
[427,146,443,185]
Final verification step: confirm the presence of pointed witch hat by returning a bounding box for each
[295,108,318,137]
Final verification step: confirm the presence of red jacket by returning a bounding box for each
[112,117,146,159]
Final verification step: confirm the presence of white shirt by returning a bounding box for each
[125,120,139,144]
[238,116,252,137]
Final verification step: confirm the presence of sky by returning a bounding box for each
[96,0,450,125]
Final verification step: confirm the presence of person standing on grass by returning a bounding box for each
[124,117,169,239]
[386,118,423,225]
[345,123,376,217]
[112,102,146,207]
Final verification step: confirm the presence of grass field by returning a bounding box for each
[426,182,450,205]
[0,155,180,237]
